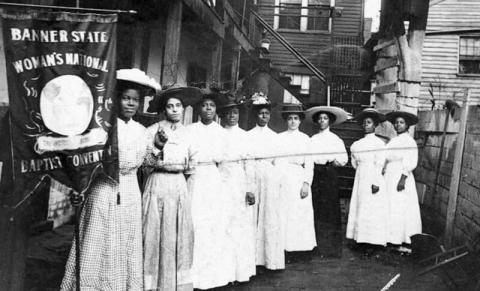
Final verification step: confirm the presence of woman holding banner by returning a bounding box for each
[61,69,160,291]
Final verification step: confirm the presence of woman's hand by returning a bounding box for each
[246,192,255,205]
[371,184,379,194]
[397,174,407,191]
[300,182,310,199]
[154,128,168,149]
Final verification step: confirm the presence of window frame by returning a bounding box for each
[273,0,333,33]
[458,35,480,76]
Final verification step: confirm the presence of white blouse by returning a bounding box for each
[277,129,313,185]
[247,125,278,164]
[385,132,418,176]
[309,127,348,166]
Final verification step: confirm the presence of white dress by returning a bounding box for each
[385,132,422,244]
[187,121,235,289]
[346,133,388,246]
[277,129,316,251]
[248,125,284,270]
[218,125,256,282]
[61,118,147,291]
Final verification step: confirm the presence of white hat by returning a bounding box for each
[305,106,351,126]
[116,68,161,91]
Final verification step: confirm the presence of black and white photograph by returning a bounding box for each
[0,0,479,290]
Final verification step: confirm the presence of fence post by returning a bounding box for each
[444,89,470,247]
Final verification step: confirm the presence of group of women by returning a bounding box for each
[60,68,422,291]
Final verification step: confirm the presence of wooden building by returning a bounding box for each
[419,0,480,110]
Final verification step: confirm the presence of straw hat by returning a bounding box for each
[147,86,203,113]
[116,68,161,91]
[385,110,419,126]
[305,106,350,126]
[354,108,386,125]
[280,103,305,119]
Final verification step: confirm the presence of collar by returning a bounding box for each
[317,127,331,134]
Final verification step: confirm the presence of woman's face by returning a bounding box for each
[317,113,330,130]
[200,98,216,122]
[287,114,301,131]
[225,107,240,127]
[119,88,140,119]
[257,108,271,127]
[165,97,184,122]
[362,117,376,134]
[394,117,408,134]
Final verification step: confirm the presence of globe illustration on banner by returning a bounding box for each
[40,75,94,136]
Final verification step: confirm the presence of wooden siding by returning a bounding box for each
[332,0,363,36]
[419,0,480,110]
[256,0,363,73]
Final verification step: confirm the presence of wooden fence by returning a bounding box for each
[416,105,480,246]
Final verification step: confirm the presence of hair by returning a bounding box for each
[116,80,148,98]
[361,114,379,126]
[312,111,336,124]
[253,104,271,114]
[394,116,411,131]
[281,112,305,120]
[162,96,185,112]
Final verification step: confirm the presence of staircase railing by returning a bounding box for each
[250,9,326,83]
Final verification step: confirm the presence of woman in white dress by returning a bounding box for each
[306,106,349,258]
[218,97,256,283]
[247,93,284,270]
[346,108,388,254]
[277,104,316,262]
[142,88,200,291]
[61,69,160,291]
[384,111,422,248]
[187,93,235,289]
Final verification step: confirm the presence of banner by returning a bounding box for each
[1,11,118,204]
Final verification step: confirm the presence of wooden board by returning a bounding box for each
[374,56,399,72]
[372,82,399,94]
[373,39,396,52]
[445,91,471,247]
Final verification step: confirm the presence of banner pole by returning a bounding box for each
[75,203,81,291]
[0,2,137,14]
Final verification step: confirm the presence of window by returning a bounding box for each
[283,74,310,103]
[459,36,480,75]
[278,0,302,30]
[274,0,331,32]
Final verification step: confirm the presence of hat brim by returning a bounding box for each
[385,111,419,126]
[355,109,386,124]
[305,106,350,126]
[117,69,161,91]
[147,87,203,113]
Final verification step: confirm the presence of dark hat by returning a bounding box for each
[385,110,419,126]
[218,95,247,115]
[280,103,305,119]
[354,108,386,125]
[147,86,203,113]
[305,106,350,126]
[249,92,275,111]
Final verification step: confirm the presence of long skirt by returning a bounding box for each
[220,163,256,282]
[385,161,422,245]
[346,164,388,246]
[282,164,317,251]
[143,171,194,291]
[254,162,285,270]
[188,164,235,289]
[61,173,143,291]
[311,164,342,258]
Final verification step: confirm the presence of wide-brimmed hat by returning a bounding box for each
[147,86,203,113]
[280,103,305,119]
[116,68,161,91]
[305,106,350,126]
[355,108,386,125]
[217,95,247,115]
[385,110,419,126]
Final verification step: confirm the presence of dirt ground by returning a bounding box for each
[25,224,450,291]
